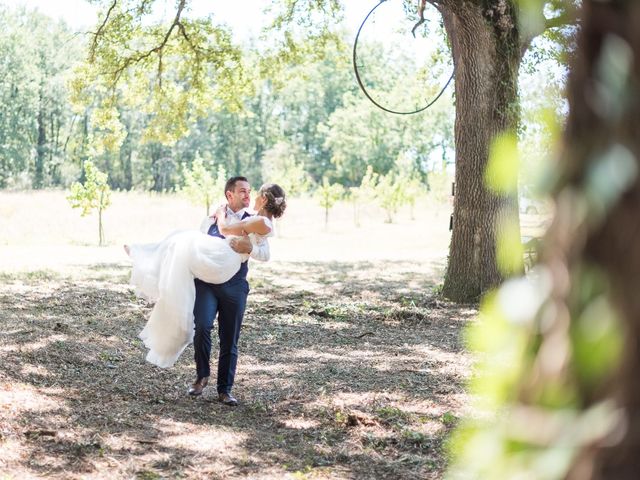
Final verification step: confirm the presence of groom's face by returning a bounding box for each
[226,180,251,212]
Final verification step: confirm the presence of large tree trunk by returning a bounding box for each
[440,0,522,302]
[547,1,640,477]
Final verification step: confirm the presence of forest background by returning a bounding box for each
[0,0,564,213]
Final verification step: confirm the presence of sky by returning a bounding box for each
[0,0,445,81]
[0,0,392,37]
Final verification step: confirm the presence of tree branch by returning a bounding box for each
[177,21,201,57]
[136,0,154,16]
[413,0,448,36]
[62,114,78,154]
[89,0,118,62]
[520,8,578,56]
[109,0,187,88]
[544,11,575,30]
[412,0,427,38]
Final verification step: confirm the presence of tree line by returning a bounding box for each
[0,6,454,199]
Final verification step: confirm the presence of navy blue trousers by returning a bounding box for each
[193,276,248,394]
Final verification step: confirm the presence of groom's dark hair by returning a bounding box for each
[225,176,248,193]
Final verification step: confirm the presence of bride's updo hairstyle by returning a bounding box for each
[259,183,287,218]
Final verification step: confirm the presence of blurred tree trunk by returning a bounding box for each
[34,97,46,189]
[49,110,62,185]
[79,112,89,183]
[541,1,640,478]
[150,143,173,192]
[122,145,133,190]
[440,0,521,302]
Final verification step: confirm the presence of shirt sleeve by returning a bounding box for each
[249,236,270,262]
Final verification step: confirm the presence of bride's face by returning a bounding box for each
[253,194,266,211]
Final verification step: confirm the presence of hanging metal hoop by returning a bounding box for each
[352,0,454,115]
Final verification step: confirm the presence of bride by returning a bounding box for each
[125,183,286,368]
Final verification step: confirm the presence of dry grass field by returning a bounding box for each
[0,189,454,268]
[0,190,545,479]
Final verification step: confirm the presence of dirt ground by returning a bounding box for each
[0,257,477,479]
[0,191,530,479]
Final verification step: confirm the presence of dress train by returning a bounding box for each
[128,230,241,368]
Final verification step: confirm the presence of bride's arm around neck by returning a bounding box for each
[218,214,272,237]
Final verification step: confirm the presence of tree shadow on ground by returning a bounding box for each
[0,260,475,479]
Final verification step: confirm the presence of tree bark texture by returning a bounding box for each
[546,1,640,478]
[440,0,522,302]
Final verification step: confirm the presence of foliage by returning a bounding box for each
[0,5,457,197]
[71,1,251,147]
[261,140,312,197]
[180,157,226,216]
[67,161,112,246]
[394,152,427,220]
[323,70,455,187]
[323,92,401,184]
[448,266,624,479]
[426,168,453,204]
[348,165,378,227]
[518,57,566,198]
[447,1,638,478]
[519,0,579,72]
[402,174,426,221]
[316,177,344,229]
[258,0,343,87]
[0,7,83,189]
[374,172,406,224]
[485,132,520,196]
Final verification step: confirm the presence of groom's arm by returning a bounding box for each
[229,236,270,262]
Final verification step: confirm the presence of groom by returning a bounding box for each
[188,176,269,406]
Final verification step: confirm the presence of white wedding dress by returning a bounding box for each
[128,217,273,368]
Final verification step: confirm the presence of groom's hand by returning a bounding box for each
[229,236,252,254]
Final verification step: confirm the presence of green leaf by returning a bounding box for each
[485,133,520,195]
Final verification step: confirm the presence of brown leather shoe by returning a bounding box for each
[188,376,209,396]
[218,392,238,406]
